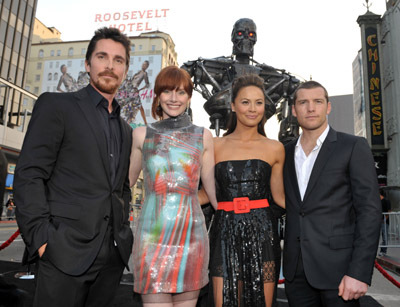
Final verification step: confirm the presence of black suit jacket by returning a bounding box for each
[15,86,133,276]
[283,128,381,289]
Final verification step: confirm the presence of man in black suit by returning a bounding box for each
[14,27,133,307]
[283,81,381,306]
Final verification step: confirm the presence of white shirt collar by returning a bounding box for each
[296,125,330,151]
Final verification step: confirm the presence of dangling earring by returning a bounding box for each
[185,101,190,114]
[157,99,162,113]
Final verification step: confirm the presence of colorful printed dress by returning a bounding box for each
[133,113,209,294]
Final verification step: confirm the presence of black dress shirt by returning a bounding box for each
[86,85,122,186]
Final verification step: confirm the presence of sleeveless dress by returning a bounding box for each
[210,159,280,306]
[133,113,209,294]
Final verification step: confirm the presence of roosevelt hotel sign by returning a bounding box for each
[94,8,170,34]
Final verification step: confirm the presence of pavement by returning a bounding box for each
[376,247,400,276]
[1,219,400,306]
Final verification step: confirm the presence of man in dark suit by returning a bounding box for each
[14,27,133,307]
[283,81,381,306]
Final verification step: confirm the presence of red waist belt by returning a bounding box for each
[217,197,269,214]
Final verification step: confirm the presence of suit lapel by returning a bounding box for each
[286,140,302,204]
[302,128,337,203]
[74,88,111,185]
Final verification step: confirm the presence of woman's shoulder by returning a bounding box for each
[132,125,146,135]
[256,138,285,163]
[213,135,228,149]
[260,137,283,149]
[132,126,147,144]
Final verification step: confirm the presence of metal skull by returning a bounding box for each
[231,18,257,58]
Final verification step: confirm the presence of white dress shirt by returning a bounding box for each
[295,126,330,200]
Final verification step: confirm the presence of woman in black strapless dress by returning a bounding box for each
[209,74,285,307]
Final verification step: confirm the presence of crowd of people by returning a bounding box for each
[13,26,382,307]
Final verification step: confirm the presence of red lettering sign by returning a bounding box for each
[94,9,169,35]
[367,34,377,47]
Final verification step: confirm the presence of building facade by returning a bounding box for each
[328,94,355,135]
[26,23,178,126]
[0,0,38,211]
[356,0,400,208]
[380,0,400,208]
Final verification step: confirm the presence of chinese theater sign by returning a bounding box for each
[365,26,384,146]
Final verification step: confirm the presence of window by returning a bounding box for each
[48,73,52,81]
[34,87,39,94]
[131,45,135,52]
[80,60,84,67]
[81,48,86,55]
[56,62,59,68]
[57,50,61,56]
[38,49,44,58]
[54,73,58,80]
[67,61,72,67]
[68,47,74,56]
[50,50,55,56]
[151,45,155,51]
[50,62,53,68]
[6,26,15,48]
[139,45,142,50]
[148,69,153,77]
[149,56,154,63]
[36,62,42,69]
[35,74,40,81]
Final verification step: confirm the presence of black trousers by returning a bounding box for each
[33,226,125,307]
[285,253,360,307]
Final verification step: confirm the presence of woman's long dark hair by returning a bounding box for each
[224,74,267,136]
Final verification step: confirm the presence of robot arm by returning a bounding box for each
[181,57,235,135]
[257,65,301,142]
[182,57,302,141]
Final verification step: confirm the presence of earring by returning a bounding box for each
[156,99,162,112]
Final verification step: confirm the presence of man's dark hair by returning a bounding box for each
[60,64,66,72]
[293,80,329,103]
[86,27,131,68]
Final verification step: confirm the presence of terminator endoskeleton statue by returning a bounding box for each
[182,18,301,143]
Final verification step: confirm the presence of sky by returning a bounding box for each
[35,0,388,138]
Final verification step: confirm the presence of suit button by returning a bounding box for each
[300,211,305,217]
[297,237,300,242]
[104,215,110,221]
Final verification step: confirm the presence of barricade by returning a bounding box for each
[379,211,400,249]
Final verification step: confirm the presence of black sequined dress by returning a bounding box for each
[210,159,280,306]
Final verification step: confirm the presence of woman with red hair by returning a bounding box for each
[129,66,217,307]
